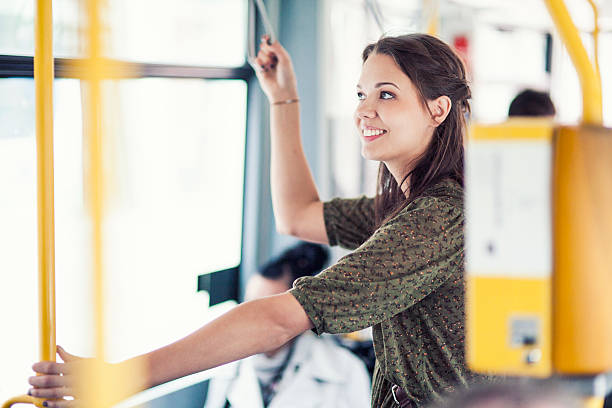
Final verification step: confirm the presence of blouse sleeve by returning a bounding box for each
[324,196,375,250]
[290,197,463,335]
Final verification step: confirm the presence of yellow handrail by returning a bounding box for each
[543,0,602,125]
[81,0,109,406]
[84,0,106,365]
[585,0,600,81]
[1,395,45,408]
[3,0,56,406]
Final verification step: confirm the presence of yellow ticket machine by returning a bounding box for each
[466,1,612,406]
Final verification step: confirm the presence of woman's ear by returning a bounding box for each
[428,95,452,127]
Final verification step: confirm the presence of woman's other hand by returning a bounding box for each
[252,35,299,103]
[29,346,82,407]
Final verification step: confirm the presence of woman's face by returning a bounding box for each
[354,53,435,170]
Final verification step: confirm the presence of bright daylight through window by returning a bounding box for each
[0,0,249,402]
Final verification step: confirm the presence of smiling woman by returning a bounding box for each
[284,34,479,408]
[29,33,486,408]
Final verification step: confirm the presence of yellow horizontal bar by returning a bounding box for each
[68,58,141,79]
[469,119,554,141]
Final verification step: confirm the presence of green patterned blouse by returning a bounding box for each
[290,179,485,407]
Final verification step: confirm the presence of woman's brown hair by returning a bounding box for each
[362,34,471,227]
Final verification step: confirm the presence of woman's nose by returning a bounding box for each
[356,102,377,119]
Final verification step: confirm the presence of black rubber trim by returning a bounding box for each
[0,55,253,80]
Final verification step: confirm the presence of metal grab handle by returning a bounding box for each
[1,395,45,408]
[247,0,277,68]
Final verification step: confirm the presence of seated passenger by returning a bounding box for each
[508,89,556,118]
[204,242,371,408]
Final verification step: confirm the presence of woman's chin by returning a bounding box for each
[361,145,384,162]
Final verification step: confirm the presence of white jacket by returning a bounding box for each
[204,332,371,408]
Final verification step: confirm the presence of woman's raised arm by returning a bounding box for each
[253,37,328,244]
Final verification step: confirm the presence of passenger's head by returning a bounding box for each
[245,242,329,301]
[430,382,581,408]
[508,89,556,117]
[355,34,470,226]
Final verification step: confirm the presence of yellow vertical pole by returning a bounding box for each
[35,0,56,366]
[585,0,600,81]
[84,0,105,365]
[82,0,107,406]
[2,1,56,407]
[424,0,439,37]
[72,2,139,406]
[77,2,141,406]
[543,0,602,125]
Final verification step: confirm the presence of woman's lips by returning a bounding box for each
[363,131,387,142]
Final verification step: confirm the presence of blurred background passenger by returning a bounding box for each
[203,242,371,408]
[429,381,581,408]
[508,89,556,118]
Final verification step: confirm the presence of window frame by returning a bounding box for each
[0,50,254,305]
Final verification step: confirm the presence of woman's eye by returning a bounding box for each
[357,91,366,100]
[380,91,395,100]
